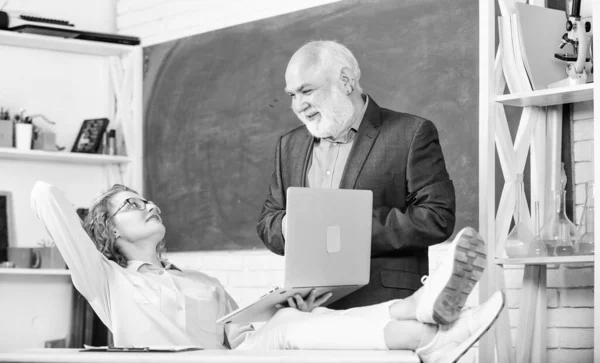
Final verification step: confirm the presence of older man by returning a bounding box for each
[257,41,456,310]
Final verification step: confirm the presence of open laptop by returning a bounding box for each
[217,187,373,325]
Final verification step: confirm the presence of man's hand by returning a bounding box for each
[275,289,333,312]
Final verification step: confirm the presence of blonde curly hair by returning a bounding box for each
[82,184,166,268]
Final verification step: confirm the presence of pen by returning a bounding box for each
[107,345,150,352]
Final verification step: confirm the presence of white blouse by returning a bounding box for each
[30,181,253,349]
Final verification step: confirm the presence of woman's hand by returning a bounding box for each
[275,289,333,312]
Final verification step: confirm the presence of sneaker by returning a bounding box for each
[416,290,505,363]
[416,227,487,325]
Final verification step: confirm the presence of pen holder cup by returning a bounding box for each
[15,123,33,150]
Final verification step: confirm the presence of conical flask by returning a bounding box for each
[540,190,577,256]
[576,182,594,255]
[503,174,534,258]
[528,201,548,257]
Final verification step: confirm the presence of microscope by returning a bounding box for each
[548,0,593,88]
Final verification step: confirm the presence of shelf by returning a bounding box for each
[0,268,70,276]
[496,83,594,107]
[494,255,594,266]
[0,30,137,56]
[0,147,130,165]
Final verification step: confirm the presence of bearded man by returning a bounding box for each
[256,40,456,309]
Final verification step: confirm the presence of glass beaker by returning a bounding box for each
[540,189,577,256]
[503,174,534,258]
[528,201,548,257]
[576,182,594,255]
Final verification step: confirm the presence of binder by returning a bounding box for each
[82,344,203,353]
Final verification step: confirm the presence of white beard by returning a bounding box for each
[301,86,355,139]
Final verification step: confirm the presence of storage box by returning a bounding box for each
[33,246,66,269]
[0,120,13,147]
[33,130,56,151]
[7,247,39,268]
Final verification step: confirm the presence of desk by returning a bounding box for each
[0,348,420,363]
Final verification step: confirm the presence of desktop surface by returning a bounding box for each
[0,348,420,363]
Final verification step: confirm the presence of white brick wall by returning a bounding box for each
[117,0,343,46]
[164,250,284,308]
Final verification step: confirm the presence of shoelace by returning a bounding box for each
[421,275,429,285]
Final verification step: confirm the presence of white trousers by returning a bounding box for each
[236,300,397,350]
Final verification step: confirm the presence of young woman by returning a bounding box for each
[31,181,504,363]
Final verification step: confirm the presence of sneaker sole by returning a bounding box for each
[432,227,487,325]
[445,291,506,363]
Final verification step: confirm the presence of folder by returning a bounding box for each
[82,344,203,353]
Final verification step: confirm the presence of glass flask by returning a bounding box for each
[503,174,534,258]
[576,182,594,255]
[528,201,548,257]
[540,190,577,256]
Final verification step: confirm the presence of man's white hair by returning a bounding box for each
[299,40,363,94]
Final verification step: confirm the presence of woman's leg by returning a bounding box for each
[252,307,394,350]
[251,307,435,351]
[243,290,504,361]
[388,288,422,320]
[311,287,423,321]
[384,320,432,350]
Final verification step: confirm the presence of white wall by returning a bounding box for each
[0,0,117,353]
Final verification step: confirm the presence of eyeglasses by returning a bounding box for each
[110,197,161,219]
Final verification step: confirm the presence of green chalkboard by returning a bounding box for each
[143,0,479,251]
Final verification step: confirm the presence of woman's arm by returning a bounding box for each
[30,181,113,328]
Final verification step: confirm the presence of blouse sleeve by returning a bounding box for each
[30,181,114,329]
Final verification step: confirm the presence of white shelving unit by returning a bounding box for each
[0,268,71,276]
[479,1,599,362]
[0,30,144,191]
[0,31,133,56]
[0,29,143,353]
[0,147,130,165]
[495,256,594,266]
[496,83,594,107]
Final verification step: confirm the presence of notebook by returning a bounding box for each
[217,187,373,324]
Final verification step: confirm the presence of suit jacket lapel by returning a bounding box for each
[292,129,314,187]
[339,97,382,189]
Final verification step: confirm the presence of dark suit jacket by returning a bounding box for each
[257,97,456,308]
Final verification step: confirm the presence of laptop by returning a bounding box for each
[217,187,373,325]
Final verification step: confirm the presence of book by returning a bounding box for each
[498,15,524,94]
[510,13,533,92]
[515,3,568,90]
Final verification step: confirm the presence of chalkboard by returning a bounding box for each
[143,0,479,251]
